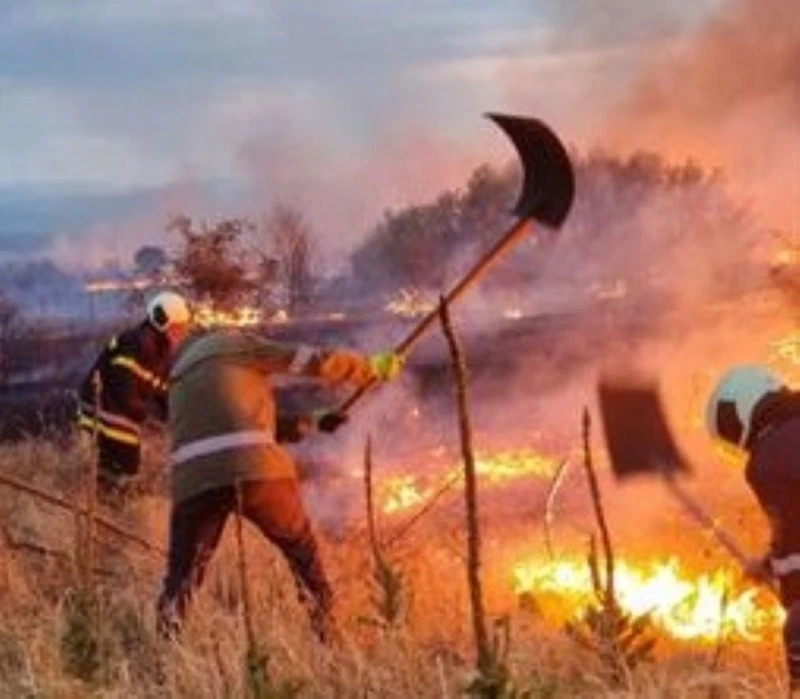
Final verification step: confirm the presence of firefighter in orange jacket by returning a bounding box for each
[78,291,192,494]
[156,328,402,640]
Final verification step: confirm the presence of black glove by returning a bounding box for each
[316,411,349,434]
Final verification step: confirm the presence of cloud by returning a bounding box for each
[0,1,534,88]
[0,0,731,259]
[0,0,548,189]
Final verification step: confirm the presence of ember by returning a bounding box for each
[513,556,782,643]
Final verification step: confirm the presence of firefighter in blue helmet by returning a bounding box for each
[707,365,800,692]
[78,291,192,496]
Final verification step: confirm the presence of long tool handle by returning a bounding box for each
[337,217,532,414]
[663,475,779,595]
[664,476,749,565]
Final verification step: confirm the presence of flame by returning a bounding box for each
[194,303,264,328]
[84,278,153,293]
[380,475,436,514]
[385,288,436,319]
[513,556,782,643]
[474,450,559,482]
[770,330,800,367]
[379,449,559,514]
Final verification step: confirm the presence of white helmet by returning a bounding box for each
[146,291,191,332]
[706,365,784,448]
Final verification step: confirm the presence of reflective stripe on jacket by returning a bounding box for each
[168,329,375,503]
[77,400,141,446]
[77,321,171,445]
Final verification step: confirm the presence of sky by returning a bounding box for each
[0,0,725,190]
[4,0,796,270]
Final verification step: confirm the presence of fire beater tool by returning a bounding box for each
[597,379,778,594]
[338,113,575,414]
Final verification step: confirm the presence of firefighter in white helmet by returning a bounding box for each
[707,364,800,691]
[77,290,192,498]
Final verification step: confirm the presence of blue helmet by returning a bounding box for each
[706,365,784,448]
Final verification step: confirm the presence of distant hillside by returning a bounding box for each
[0,179,237,256]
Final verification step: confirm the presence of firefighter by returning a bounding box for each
[156,328,402,640]
[706,365,800,691]
[77,291,192,496]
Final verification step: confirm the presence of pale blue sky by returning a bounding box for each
[0,0,723,191]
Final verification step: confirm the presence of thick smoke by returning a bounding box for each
[236,124,490,276]
[300,0,797,550]
[606,0,799,233]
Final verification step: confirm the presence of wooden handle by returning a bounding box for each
[663,475,779,596]
[337,218,532,414]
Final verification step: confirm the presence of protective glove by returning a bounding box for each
[316,411,349,434]
[276,414,314,443]
[369,351,404,381]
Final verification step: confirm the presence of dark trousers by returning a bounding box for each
[779,574,800,686]
[157,479,332,637]
[81,430,141,501]
[97,434,140,477]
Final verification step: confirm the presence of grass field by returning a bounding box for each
[0,434,789,699]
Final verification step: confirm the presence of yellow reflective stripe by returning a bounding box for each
[108,336,118,351]
[78,403,140,432]
[78,414,92,428]
[111,355,164,390]
[78,415,139,446]
[100,425,140,446]
[78,415,140,446]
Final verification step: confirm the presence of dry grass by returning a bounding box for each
[0,436,788,698]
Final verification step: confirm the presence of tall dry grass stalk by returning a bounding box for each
[438,297,489,672]
[564,409,657,688]
[82,369,101,587]
[363,436,405,627]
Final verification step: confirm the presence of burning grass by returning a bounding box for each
[377,448,561,515]
[0,436,789,697]
[513,556,781,644]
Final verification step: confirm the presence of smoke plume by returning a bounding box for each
[606,0,799,233]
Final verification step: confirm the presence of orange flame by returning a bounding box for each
[770,330,800,367]
[379,449,559,514]
[380,475,436,515]
[193,303,264,328]
[513,556,782,643]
